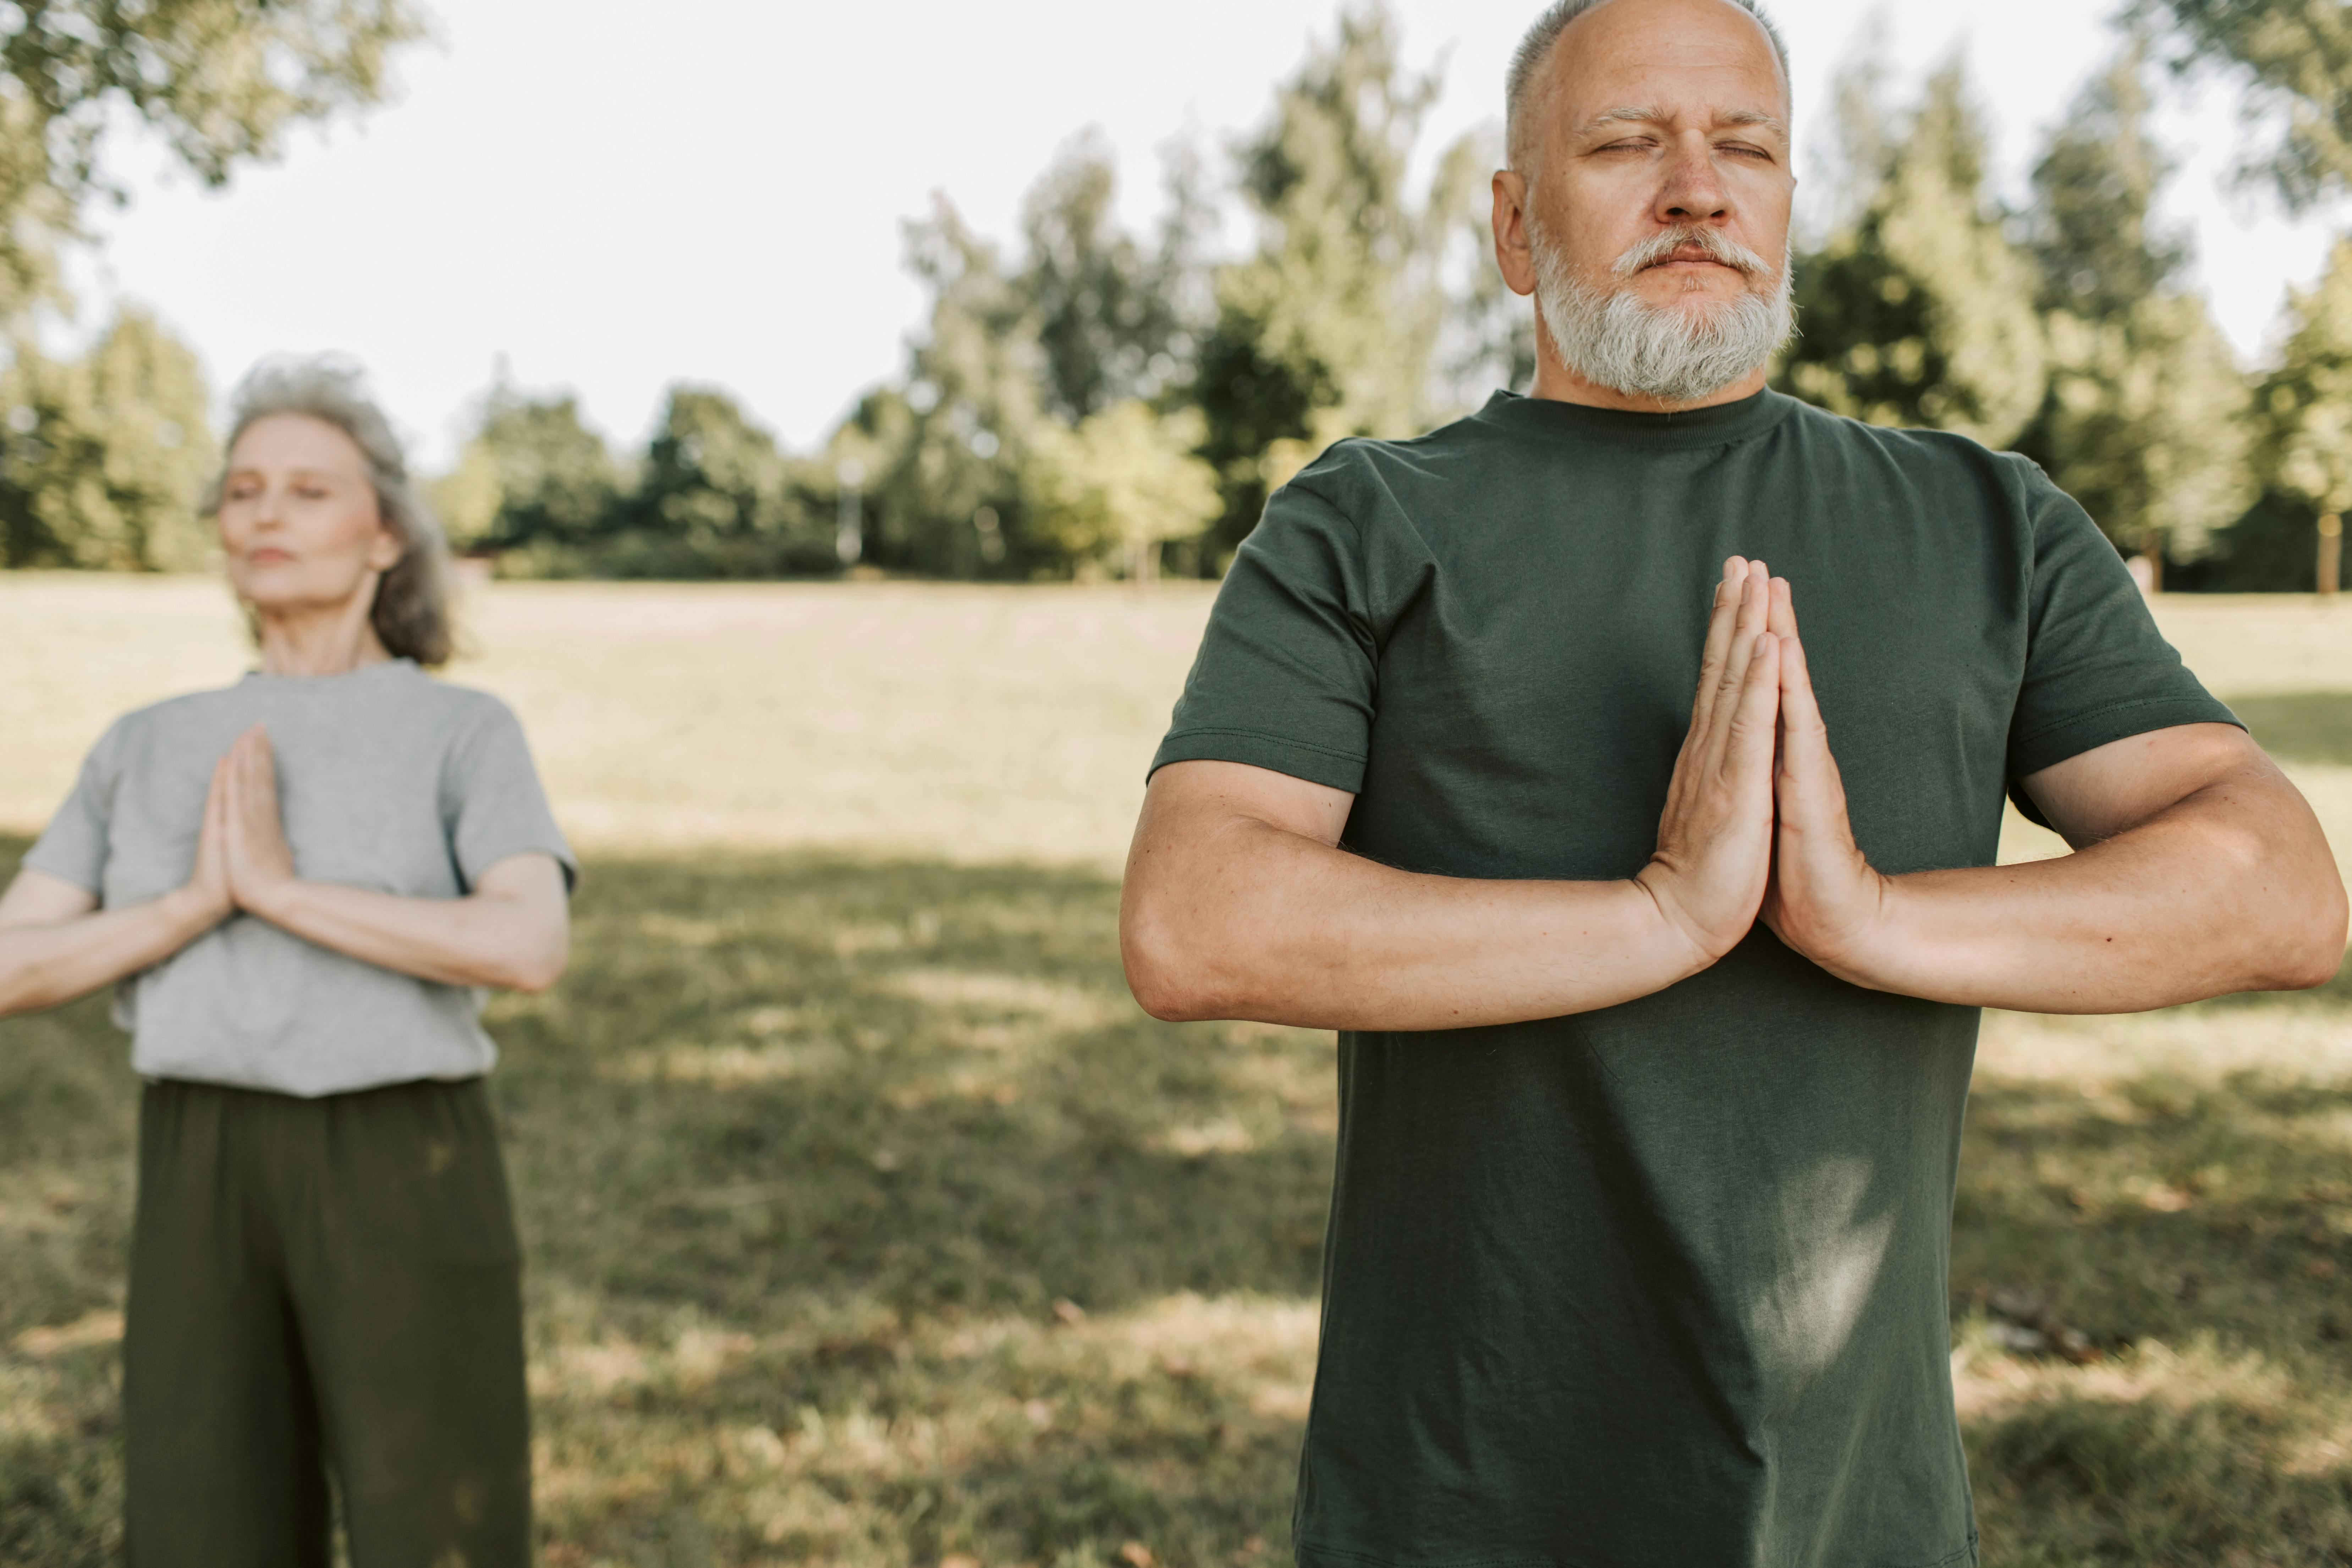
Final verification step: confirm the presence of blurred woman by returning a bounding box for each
[0,358,573,1566]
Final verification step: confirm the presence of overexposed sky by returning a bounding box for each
[58,0,2340,468]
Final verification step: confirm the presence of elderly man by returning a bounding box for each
[1120,0,2346,1562]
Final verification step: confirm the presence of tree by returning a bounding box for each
[611,386,829,578]
[0,0,426,326]
[2255,238,2352,588]
[1018,131,1200,424]
[861,198,1046,574]
[1195,4,1484,551]
[2139,0,2352,211]
[438,387,621,554]
[1023,401,1221,580]
[0,308,217,570]
[1778,64,2048,449]
[2013,48,2253,573]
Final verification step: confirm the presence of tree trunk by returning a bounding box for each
[2321,512,2342,598]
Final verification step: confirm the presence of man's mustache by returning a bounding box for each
[1612,226,1771,278]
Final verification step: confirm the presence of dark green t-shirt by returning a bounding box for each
[1150,389,2236,1568]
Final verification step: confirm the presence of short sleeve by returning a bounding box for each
[21,720,127,897]
[441,700,578,894]
[1150,480,1387,792]
[2005,465,2242,824]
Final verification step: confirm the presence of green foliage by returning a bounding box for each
[2260,238,2352,516]
[2013,50,2253,560]
[2034,298,2253,561]
[1023,402,1222,579]
[858,201,1047,576]
[1195,5,1484,549]
[1779,65,2048,448]
[0,308,217,571]
[2027,45,2189,323]
[1022,131,1200,424]
[619,387,832,577]
[0,0,427,325]
[2140,0,2352,211]
[449,389,622,554]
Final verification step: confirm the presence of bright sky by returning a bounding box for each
[60,0,2341,468]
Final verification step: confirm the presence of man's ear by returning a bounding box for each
[1491,170,1538,299]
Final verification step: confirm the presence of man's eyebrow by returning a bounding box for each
[1578,106,1670,135]
[1576,105,1789,140]
[1720,108,1790,138]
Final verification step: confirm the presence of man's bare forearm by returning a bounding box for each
[1820,765,2346,1012]
[1122,802,1708,1031]
[0,889,221,1019]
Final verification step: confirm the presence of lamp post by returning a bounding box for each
[835,458,865,568]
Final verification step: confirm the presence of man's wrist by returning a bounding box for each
[1625,871,1730,985]
[1797,869,1906,992]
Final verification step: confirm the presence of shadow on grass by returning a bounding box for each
[11,835,2352,1563]
[1953,1001,2352,1563]
[2232,691,2352,766]
[0,837,1332,1566]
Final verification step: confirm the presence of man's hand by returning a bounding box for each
[1634,556,1785,965]
[1756,581,1888,974]
[222,723,300,921]
[1756,578,2345,1008]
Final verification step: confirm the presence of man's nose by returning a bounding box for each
[1654,132,1731,226]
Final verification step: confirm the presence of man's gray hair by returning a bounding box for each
[208,356,456,667]
[1506,0,1792,174]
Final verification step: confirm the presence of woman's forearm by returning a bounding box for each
[243,876,567,992]
[0,888,224,1019]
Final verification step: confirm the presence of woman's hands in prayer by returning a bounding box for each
[192,720,569,991]
[1637,556,1785,965]
[199,724,301,922]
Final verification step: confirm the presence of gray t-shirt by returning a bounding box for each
[23,659,576,1098]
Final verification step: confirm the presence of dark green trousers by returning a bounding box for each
[124,1076,532,1568]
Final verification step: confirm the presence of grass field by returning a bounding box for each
[4,574,2352,1565]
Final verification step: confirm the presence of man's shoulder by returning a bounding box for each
[1776,396,2046,491]
[1268,408,1508,544]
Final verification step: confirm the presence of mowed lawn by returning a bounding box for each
[4,573,2352,1566]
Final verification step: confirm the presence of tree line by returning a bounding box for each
[4,1,2351,589]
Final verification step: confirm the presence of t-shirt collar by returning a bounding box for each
[1472,386,1793,450]
[239,657,421,692]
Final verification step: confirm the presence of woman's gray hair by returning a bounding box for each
[207,356,456,667]
[1506,0,1791,175]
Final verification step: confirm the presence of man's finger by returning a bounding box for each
[1687,556,1748,741]
[1702,563,1770,773]
[1767,575,1798,639]
[1723,631,1782,786]
[1775,632,1843,830]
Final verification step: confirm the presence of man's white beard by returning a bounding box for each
[1532,222,1796,406]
